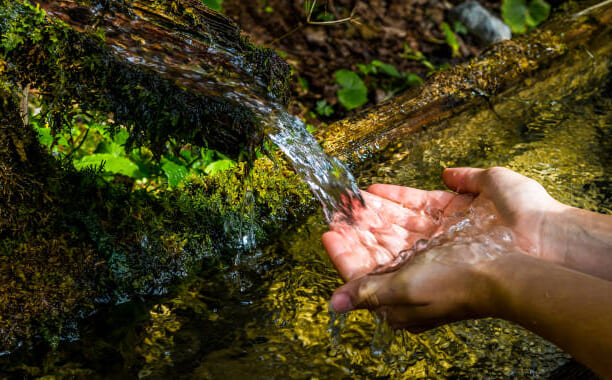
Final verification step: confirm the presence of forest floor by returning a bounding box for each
[223,0,502,123]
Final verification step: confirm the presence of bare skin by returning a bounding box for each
[322,167,612,377]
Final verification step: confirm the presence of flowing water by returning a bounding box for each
[224,90,363,223]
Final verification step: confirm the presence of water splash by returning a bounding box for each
[224,89,363,223]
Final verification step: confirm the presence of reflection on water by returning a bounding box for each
[2,33,611,380]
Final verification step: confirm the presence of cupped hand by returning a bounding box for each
[322,166,567,330]
[328,240,511,332]
[322,166,566,283]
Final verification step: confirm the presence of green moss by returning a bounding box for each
[0,0,290,160]
[0,74,310,353]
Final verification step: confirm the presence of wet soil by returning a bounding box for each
[223,0,503,119]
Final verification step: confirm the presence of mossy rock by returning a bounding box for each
[0,0,291,160]
[0,77,311,353]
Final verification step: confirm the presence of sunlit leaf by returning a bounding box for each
[502,0,549,33]
[502,0,528,33]
[201,0,222,12]
[527,0,550,26]
[162,160,189,187]
[75,154,142,178]
[205,159,236,175]
[442,22,461,58]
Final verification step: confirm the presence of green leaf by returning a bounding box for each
[335,69,368,110]
[201,0,222,12]
[502,0,528,33]
[453,21,468,35]
[526,0,550,26]
[315,100,334,117]
[34,125,53,147]
[162,160,189,187]
[75,154,142,178]
[205,159,236,175]
[442,22,461,58]
[502,0,549,33]
[404,73,424,87]
[372,60,401,78]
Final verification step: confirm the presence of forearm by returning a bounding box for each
[543,206,612,280]
[485,253,612,378]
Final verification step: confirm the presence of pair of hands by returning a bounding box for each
[322,167,566,332]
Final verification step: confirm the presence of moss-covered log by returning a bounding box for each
[318,1,612,162]
[0,0,290,159]
[0,77,311,353]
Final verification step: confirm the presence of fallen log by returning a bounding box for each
[318,0,612,163]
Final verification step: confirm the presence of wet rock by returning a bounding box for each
[450,1,512,45]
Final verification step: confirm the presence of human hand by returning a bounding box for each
[321,166,565,329]
[328,240,510,331]
[322,167,567,284]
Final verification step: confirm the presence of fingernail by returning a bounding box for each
[330,293,353,313]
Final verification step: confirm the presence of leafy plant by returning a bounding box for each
[201,0,222,12]
[357,60,401,77]
[34,117,236,188]
[334,69,368,110]
[501,0,550,34]
[315,100,334,117]
[441,22,461,58]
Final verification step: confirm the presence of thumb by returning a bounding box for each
[442,167,486,194]
[330,271,408,313]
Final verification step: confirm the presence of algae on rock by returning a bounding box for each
[0,76,311,353]
[0,0,290,159]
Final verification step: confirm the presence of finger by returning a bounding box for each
[367,184,454,211]
[442,167,487,194]
[322,230,376,281]
[330,270,415,313]
[442,193,474,217]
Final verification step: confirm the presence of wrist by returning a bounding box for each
[473,252,529,321]
[541,205,612,279]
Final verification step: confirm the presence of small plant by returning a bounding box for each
[315,99,334,117]
[441,22,461,58]
[501,0,550,34]
[333,61,424,111]
[33,117,236,188]
[334,69,368,110]
[201,0,222,12]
